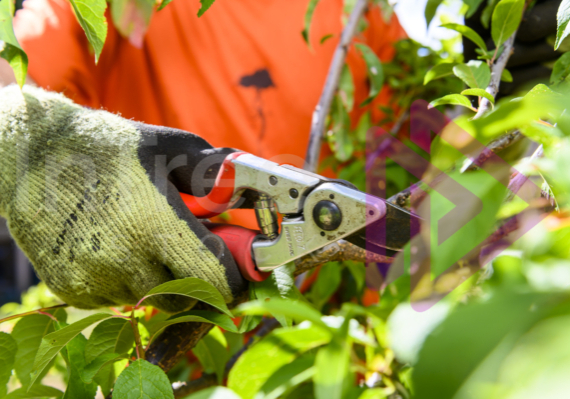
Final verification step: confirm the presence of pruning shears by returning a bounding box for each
[180,152,420,281]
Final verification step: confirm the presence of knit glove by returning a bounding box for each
[465,0,561,96]
[0,86,247,312]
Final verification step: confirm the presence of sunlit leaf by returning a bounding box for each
[425,0,444,26]
[556,0,570,49]
[453,60,491,89]
[441,23,487,51]
[113,359,174,398]
[314,340,350,399]
[254,263,302,327]
[0,332,17,397]
[424,62,458,85]
[141,277,233,317]
[501,68,513,82]
[68,0,108,62]
[4,384,63,398]
[339,65,355,111]
[30,313,113,387]
[229,325,331,399]
[236,299,330,333]
[461,88,495,104]
[491,0,524,48]
[13,310,66,387]
[256,353,315,399]
[428,94,474,110]
[182,387,242,399]
[551,52,570,84]
[464,0,486,18]
[0,0,27,86]
[413,292,558,398]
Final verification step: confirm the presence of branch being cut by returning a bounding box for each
[304,0,368,172]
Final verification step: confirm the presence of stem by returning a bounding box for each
[0,304,67,325]
[303,0,368,172]
[131,309,145,360]
[473,34,516,119]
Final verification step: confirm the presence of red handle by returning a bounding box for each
[180,152,247,218]
[204,223,270,282]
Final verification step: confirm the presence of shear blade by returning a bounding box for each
[345,200,421,255]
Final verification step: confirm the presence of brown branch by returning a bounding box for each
[303,0,369,172]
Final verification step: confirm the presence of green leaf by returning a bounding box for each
[236,299,330,333]
[461,88,495,104]
[465,0,486,18]
[424,62,458,85]
[329,96,353,162]
[181,387,242,399]
[13,311,66,387]
[84,318,135,364]
[428,94,474,110]
[0,332,17,397]
[339,65,355,111]
[501,68,513,82]
[308,263,342,310]
[148,310,238,340]
[425,0,444,26]
[111,0,154,47]
[60,333,97,399]
[453,60,491,89]
[355,43,384,106]
[197,0,215,17]
[482,0,500,28]
[441,23,488,51]
[68,0,108,62]
[228,325,332,399]
[157,0,173,11]
[0,0,27,87]
[302,0,321,46]
[82,353,130,384]
[141,277,233,317]
[4,385,63,399]
[320,33,334,45]
[238,288,263,333]
[113,359,174,398]
[525,83,560,101]
[29,313,113,387]
[413,292,557,399]
[491,0,524,48]
[192,327,229,384]
[257,353,316,399]
[556,0,570,49]
[254,263,302,327]
[551,52,570,84]
[314,340,350,399]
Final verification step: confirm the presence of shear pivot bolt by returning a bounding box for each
[313,200,342,231]
[269,176,278,186]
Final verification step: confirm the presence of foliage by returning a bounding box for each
[4,0,570,397]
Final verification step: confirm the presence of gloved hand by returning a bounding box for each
[464,0,561,96]
[0,86,247,313]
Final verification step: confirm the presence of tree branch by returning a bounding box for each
[473,33,516,119]
[303,0,369,172]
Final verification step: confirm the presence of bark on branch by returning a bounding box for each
[303,0,368,172]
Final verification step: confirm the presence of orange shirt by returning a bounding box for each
[14,0,406,227]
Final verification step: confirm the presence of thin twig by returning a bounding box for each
[0,303,68,325]
[304,0,369,172]
[473,33,516,119]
